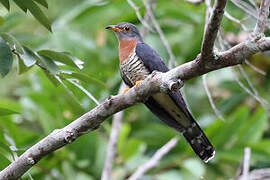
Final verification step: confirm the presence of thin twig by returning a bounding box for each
[233,68,269,111]
[253,0,270,35]
[127,137,179,180]
[202,74,225,121]
[101,83,126,180]
[141,0,155,38]
[142,0,177,68]
[218,29,269,116]
[231,0,270,30]
[235,147,251,180]
[231,0,258,19]
[242,147,251,180]
[185,0,204,5]
[126,0,154,32]
[244,60,266,76]
[224,11,248,31]
[237,65,259,97]
[248,0,259,12]
[67,78,100,105]
[201,0,227,61]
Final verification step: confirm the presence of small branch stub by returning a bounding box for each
[27,157,35,165]
[64,130,76,143]
[169,79,184,91]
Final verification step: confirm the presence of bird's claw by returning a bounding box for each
[135,80,143,88]
[123,88,131,93]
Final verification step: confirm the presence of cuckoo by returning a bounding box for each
[106,22,215,162]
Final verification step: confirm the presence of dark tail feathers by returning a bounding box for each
[182,122,215,162]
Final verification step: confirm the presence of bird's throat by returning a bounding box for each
[118,39,137,64]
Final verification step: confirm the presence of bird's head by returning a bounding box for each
[105,22,143,42]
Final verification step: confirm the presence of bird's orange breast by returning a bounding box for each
[118,39,138,64]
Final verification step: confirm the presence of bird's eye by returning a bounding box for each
[124,26,130,32]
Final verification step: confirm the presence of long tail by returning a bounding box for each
[145,96,215,162]
[182,120,215,162]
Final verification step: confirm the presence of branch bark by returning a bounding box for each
[1,35,270,179]
[201,0,227,61]
[253,0,270,35]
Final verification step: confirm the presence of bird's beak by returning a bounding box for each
[105,25,122,32]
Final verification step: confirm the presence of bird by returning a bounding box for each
[106,22,215,162]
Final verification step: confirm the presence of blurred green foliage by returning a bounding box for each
[0,0,270,179]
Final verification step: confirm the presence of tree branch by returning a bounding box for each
[201,0,227,61]
[202,74,225,121]
[235,147,251,180]
[1,35,270,179]
[245,60,266,76]
[127,137,178,180]
[253,0,270,35]
[101,83,126,180]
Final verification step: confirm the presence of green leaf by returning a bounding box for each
[17,55,30,74]
[0,0,10,10]
[24,0,51,31]
[38,50,79,68]
[39,55,59,75]
[122,139,142,160]
[118,123,131,157]
[250,140,270,156]
[0,16,5,26]
[207,106,249,149]
[13,0,27,12]
[0,140,12,154]
[237,107,267,144]
[63,71,106,88]
[21,46,38,67]
[41,69,60,86]
[0,152,10,170]
[0,107,19,116]
[33,0,48,8]
[62,52,84,69]
[0,32,24,54]
[0,37,13,77]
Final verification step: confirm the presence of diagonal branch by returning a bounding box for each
[253,0,270,35]
[245,60,266,76]
[202,74,225,121]
[1,36,270,179]
[127,137,178,180]
[201,0,227,61]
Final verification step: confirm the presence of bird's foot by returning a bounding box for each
[123,88,131,93]
[123,80,143,93]
[135,80,143,88]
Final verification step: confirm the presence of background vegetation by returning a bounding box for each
[0,0,269,179]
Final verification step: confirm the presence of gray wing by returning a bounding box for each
[135,42,215,162]
[135,42,190,117]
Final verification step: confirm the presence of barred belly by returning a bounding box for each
[120,51,150,85]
